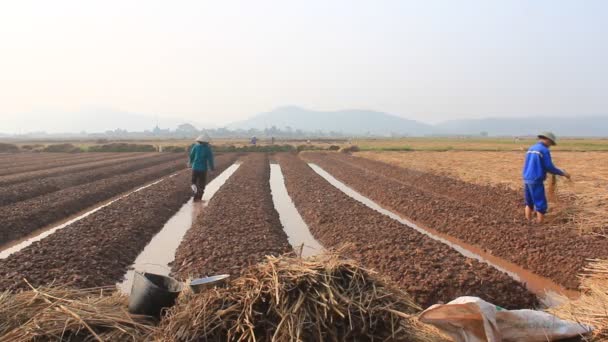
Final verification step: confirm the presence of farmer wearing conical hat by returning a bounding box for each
[522,132,571,223]
[189,134,215,201]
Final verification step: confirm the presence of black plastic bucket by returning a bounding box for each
[128,272,183,317]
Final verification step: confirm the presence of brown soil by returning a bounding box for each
[0,153,141,177]
[0,155,238,291]
[0,153,100,171]
[276,153,538,309]
[0,159,186,246]
[0,153,184,206]
[304,152,608,290]
[0,153,160,186]
[172,153,291,280]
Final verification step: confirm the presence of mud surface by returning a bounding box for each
[277,153,537,309]
[0,153,159,186]
[0,153,140,177]
[0,153,110,172]
[0,160,186,246]
[172,153,291,280]
[0,153,184,206]
[0,155,237,291]
[305,153,608,290]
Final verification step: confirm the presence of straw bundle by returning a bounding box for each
[156,253,445,342]
[551,259,608,341]
[0,282,154,342]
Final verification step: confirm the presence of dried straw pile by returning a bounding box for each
[0,283,154,341]
[551,259,608,341]
[156,253,445,342]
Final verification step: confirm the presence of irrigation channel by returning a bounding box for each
[308,163,577,307]
[118,164,241,293]
[0,173,180,259]
[269,163,324,257]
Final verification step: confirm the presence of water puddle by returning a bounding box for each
[309,163,578,307]
[270,164,324,257]
[117,164,240,293]
[0,172,182,259]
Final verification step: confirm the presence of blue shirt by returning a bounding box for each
[189,143,214,171]
[522,142,564,184]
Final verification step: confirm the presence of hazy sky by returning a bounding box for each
[1,0,607,132]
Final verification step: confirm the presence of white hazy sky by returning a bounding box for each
[1,0,607,131]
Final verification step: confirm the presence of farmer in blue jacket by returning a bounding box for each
[522,132,571,223]
[189,135,215,201]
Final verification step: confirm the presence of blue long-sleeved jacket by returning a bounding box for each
[189,143,214,171]
[522,142,564,184]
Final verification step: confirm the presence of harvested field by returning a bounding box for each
[172,153,292,279]
[304,152,608,290]
[0,155,237,291]
[0,152,146,177]
[0,153,184,206]
[0,159,186,246]
[358,150,608,233]
[277,153,537,309]
[0,152,161,186]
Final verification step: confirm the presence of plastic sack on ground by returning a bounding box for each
[419,296,592,342]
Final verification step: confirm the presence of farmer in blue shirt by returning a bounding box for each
[189,135,215,201]
[522,132,571,223]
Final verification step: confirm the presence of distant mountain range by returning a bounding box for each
[229,106,608,137]
[228,106,434,136]
[3,106,607,137]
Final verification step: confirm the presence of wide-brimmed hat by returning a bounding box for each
[538,131,557,145]
[195,134,210,143]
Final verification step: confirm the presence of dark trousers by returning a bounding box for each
[192,170,207,200]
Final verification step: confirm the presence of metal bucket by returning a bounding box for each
[128,272,183,317]
[189,274,230,293]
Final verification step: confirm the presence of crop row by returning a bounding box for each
[276,153,537,309]
[172,153,291,279]
[0,159,186,246]
[0,153,145,177]
[0,154,238,291]
[0,153,184,206]
[304,152,608,290]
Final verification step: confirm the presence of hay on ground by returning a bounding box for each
[551,259,608,341]
[0,283,154,342]
[156,253,445,342]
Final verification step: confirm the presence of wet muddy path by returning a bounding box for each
[269,164,324,257]
[118,164,241,293]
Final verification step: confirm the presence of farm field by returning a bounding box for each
[303,152,608,290]
[0,148,604,339]
[356,150,608,233]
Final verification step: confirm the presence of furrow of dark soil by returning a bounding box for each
[0,153,160,186]
[0,153,185,206]
[304,152,608,290]
[0,153,93,170]
[0,152,137,177]
[0,155,238,291]
[318,152,523,218]
[276,153,537,309]
[172,153,291,280]
[0,159,186,246]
